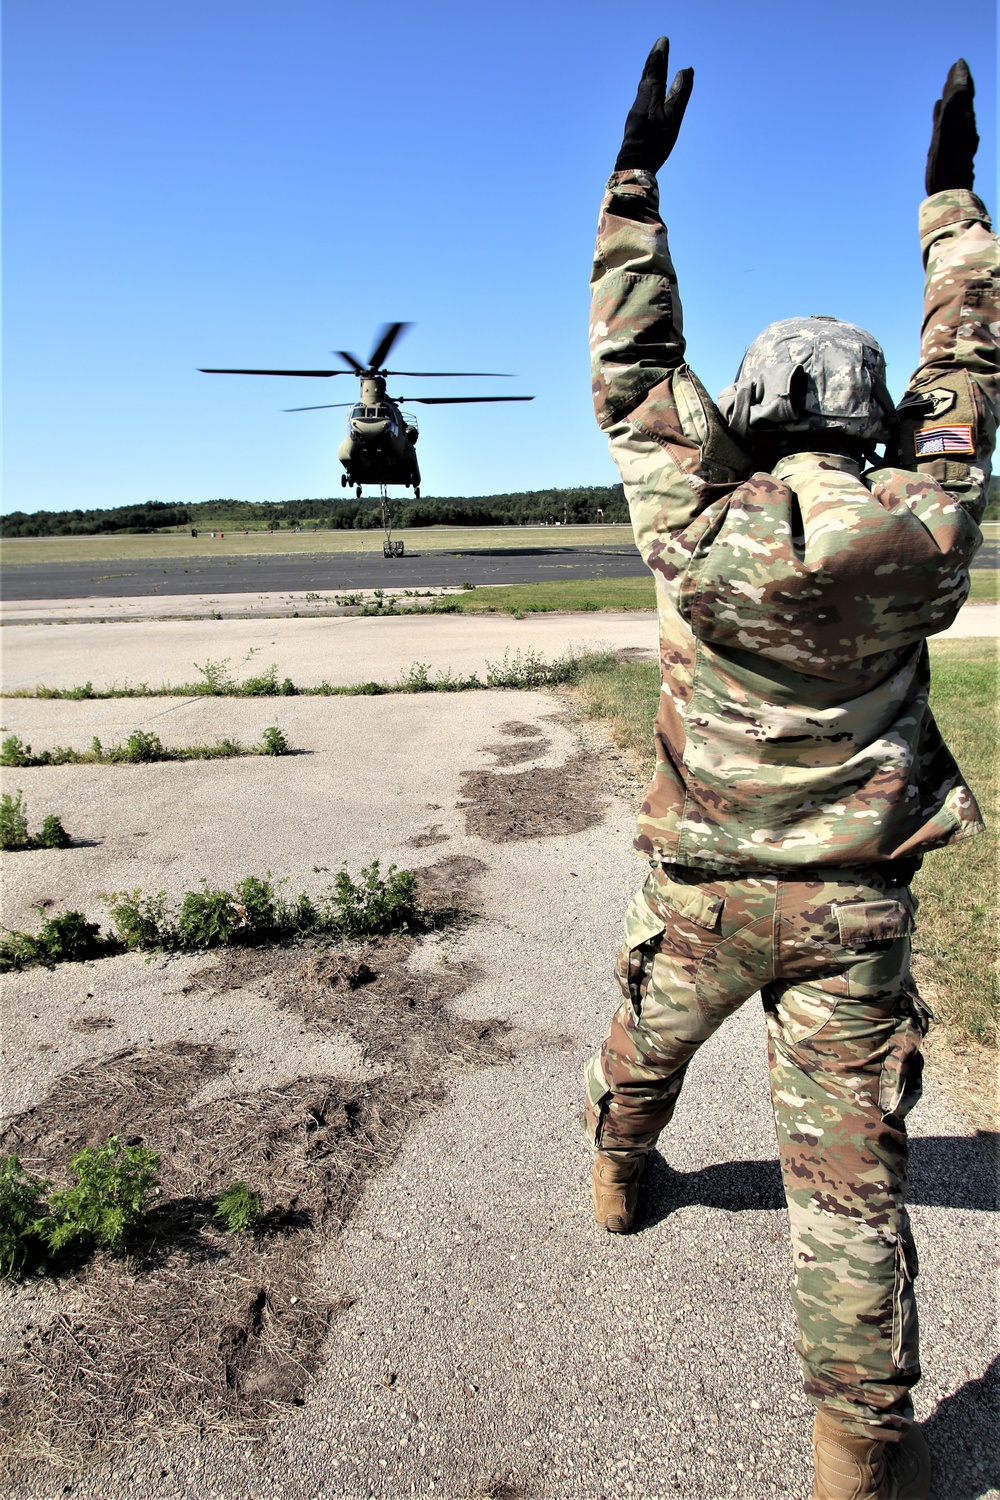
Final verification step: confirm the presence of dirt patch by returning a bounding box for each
[0,909,509,1480]
[412,853,489,915]
[498,721,544,737]
[406,822,450,848]
[459,753,608,842]
[66,1016,117,1033]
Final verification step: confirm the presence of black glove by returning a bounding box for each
[614,36,694,175]
[925,58,978,194]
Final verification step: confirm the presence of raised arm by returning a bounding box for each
[589,40,747,565]
[897,61,999,502]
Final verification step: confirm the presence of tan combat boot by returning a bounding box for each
[591,1152,645,1233]
[812,1408,930,1500]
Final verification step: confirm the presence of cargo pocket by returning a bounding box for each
[892,1227,920,1375]
[835,898,914,950]
[615,892,667,1021]
[648,867,725,932]
[878,990,931,1123]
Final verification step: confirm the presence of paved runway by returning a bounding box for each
[0,545,648,601]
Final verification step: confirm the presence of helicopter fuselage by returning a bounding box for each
[337,375,419,490]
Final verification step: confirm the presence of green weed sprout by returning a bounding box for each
[0,791,31,850]
[101,888,175,950]
[330,860,419,938]
[1,736,30,768]
[259,726,290,755]
[39,814,71,849]
[213,1182,263,1233]
[0,1155,50,1278]
[43,1137,160,1255]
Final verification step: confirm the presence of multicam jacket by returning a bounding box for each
[590,171,999,873]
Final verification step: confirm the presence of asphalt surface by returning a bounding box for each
[0,546,650,601]
[1,689,997,1500]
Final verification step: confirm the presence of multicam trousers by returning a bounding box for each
[584,863,930,1440]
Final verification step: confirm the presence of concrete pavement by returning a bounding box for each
[1,692,996,1500]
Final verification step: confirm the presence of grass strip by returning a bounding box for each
[2,649,615,701]
[571,639,997,1049]
[0,861,431,973]
[421,576,656,615]
[1,726,290,766]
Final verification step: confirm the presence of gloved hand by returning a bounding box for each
[614,36,694,175]
[925,58,978,194]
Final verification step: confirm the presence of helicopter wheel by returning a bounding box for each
[340,474,347,488]
[414,487,420,500]
[355,485,362,499]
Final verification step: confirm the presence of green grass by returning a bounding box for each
[572,638,998,1048]
[0,524,634,568]
[967,569,998,603]
[433,576,656,614]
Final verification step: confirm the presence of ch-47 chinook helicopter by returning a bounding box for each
[200,322,533,556]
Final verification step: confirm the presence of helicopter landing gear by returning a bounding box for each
[340,473,347,488]
[414,486,420,500]
[355,484,362,499]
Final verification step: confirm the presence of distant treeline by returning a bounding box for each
[0,486,630,537]
[4,476,998,538]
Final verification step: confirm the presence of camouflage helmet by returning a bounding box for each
[717,316,895,444]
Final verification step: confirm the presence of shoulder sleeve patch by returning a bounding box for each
[914,423,975,456]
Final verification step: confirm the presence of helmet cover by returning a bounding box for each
[717,316,893,444]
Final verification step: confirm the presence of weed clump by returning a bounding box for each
[0,909,106,970]
[1,727,293,766]
[0,1156,50,1278]
[1,862,430,972]
[213,1182,263,1233]
[43,1138,161,1255]
[0,785,75,850]
[8,649,614,700]
[330,862,419,937]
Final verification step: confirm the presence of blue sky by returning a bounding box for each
[3,0,996,512]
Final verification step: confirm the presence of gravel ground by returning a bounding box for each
[1,693,996,1500]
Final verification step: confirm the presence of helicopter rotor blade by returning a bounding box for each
[335,350,366,374]
[367,322,411,371]
[394,395,535,405]
[382,370,513,377]
[283,402,355,412]
[200,367,349,376]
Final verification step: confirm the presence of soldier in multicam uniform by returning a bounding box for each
[584,38,997,1500]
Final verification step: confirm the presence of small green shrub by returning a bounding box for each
[102,888,175,950]
[214,1182,263,1233]
[117,729,164,763]
[0,1156,50,1278]
[330,860,419,938]
[38,814,71,849]
[193,658,232,694]
[43,1137,160,1254]
[399,662,432,692]
[37,910,105,964]
[234,874,276,934]
[0,791,31,850]
[0,736,29,768]
[259,726,289,755]
[176,884,241,948]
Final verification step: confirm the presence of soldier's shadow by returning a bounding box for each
[639,1131,998,1224]
[924,1356,1000,1500]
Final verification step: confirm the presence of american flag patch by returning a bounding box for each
[915,423,974,455]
